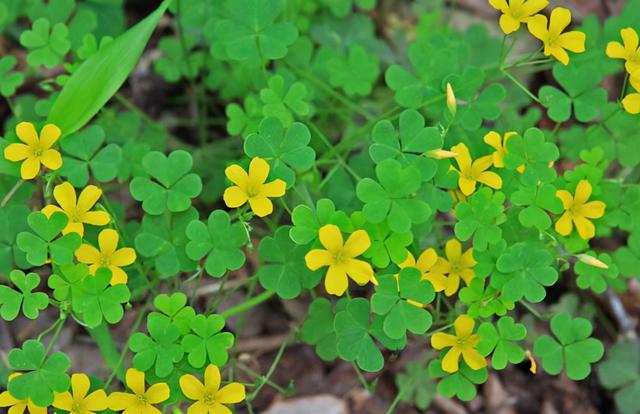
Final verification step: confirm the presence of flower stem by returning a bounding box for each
[221,290,276,318]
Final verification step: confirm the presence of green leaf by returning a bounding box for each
[323,44,380,96]
[289,198,351,245]
[574,251,619,294]
[130,150,202,215]
[8,339,70,406]
[477,317,527,370]
[257,226,322,299]
[371,269,434,339]
[244,117,316,186]
[395,361,436,410]
[130,313,184,378]
[0,270,48,321]
[504,128,559,186]
[19,18,70,69]
[16,211,82,266]
[534,312,604,380]
[153,292,196,335]
[259,75,312,127]
[511,183,563,230]
[48,263,88,302]
[48,1,170,135]
[334,297,383,372]
[302,298,343,362]
[73,268,130,328]
[459,278,514,318]
[428,358,488,402]
[454,188,505,252]
[181,314,234,368]
[597,341,640,414]
[185,210,247,277]
[0,56,25,97]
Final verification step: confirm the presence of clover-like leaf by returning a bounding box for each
[130,313,184,378]
[428,358,488,402]
[459,278,514,319]
[597,341,640,414]
[356,159,431,233]
[73,268,130,328]
[244,117,316,186]
[454,188,505,252]
[16,211,82,266]
[493,242,558,303]
[289,198,351,245]
[351,213,413,268]
[477,316,527,370]
[129,150,203,215]
[19,18,70,68]
[395,361,436,410]
[371,269,434,339]
[0,56,25,97]
[302,298,346,362]
[259,75,312,127]
[511,183,563,230]
[47,263,88,302]
[8,339,71,406]
[574,252,619,294]
[534,312,604,380]
[334,297,383,372]
[153,292,196,335]
[322,44,380,97]
[181,314,234,368]
[185,210,247,277]
[0,270,48,321]
[504,128,559,186]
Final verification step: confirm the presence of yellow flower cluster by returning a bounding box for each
[606,28,640,114]
[489,0,585,65]
[0,366,245,414]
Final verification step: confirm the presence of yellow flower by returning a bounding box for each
[0,373,48,414]
[304,224,376,296]
[223,157,286,217]
[108,369,169,414]
[42,182,110,236]
[488,0,548,35]
[399,248,448,292]
[450,142,502,196]
[3,122,63,180]
[440,239,476,297]
[606,27,640,74]
[75,229,137,285]
[555,179,606,240]
[482,130,523,172]
[53,373,109,414]
[527,7,586,65]
[622,74,640,115]
[431,314,487,373]
[179,364,245,414]
[445,82,457,116]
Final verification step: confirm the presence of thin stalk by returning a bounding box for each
[502,69,541,103]
[1,179,24,208]
[221,290,276,318]
[247,331,292,400]
[519,300,550,320]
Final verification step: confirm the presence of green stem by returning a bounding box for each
[352,362,372,391]
[308,121,361,181]
[519,300,550,320]
[236,363,290,395]
[0,179,24,208]
[502,69,541,104]
[620,72,629,101]
[386,383,407,414]
[87,323,122,379]
[221,290,276,318]
[247,331,292,400]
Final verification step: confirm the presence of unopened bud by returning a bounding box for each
[446,82,457,116]
[427,149,458,159]
[576,254,609,269]
[525,350,537,374]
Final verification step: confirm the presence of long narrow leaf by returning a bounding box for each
[48,0,171,136]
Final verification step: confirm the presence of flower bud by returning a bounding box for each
[446,82,457,116]
[576,254,609,269]
[427,149,458,159]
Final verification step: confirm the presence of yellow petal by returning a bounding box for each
[454,314,475,338]
[187,401,209,414]
[325,265,348,296]
[460,247,477,268]
[424,272,448,292]
[548,7,572,38]
[39,124,61,149]
[15,122,39,146]
[261,179,286,198]
[110,247,136,267]
[0,390,19,406]
[444,273,461,296]
[445,239,462,261]
[204,364,221,392]
[63,220,84,236]
[476,171,502,190]
[77,185,102,213]
[398,251,416,269]
[441,347,463,373]
[53,182,78,213]
[42,204,63,217]
[225,164,249,188]
[558,31,586,53]
[146,383,170,404]
[555,211,574,236]
[343,229,371,258]
[108,392,137,410]
[345,258,374,285]
[580,200,605,219]
[210,404,232,414]
[223,186,248,208]
[519,0,548,17]
[483,131,502,152]
[83,389,109,411]
[549,45,570,65]
[215,383,245,404]
[70,373,91,400]
[81,211,110,226]
[26,402,47,414]
[4,143,31,161]
[622,93,640,114]
[462,348,487,370]
[416,248,438,272]
[458,176,477,196]
[555,190,573,209]
[305,249,333,271]
[180,374,205,401]
[39,149,63,171]
[109,266,129,285]
[527,14,548,41]
[574,179,592,205]
[248,157,270,185]
[20,157,40,180]
[318,224,344,252]
[621,27,639,51]
[248,195,273,217]
[499,13,521,35]
[574,215,596,240]
[451,143,472,172]
[606,41,626,59]
[431,332,457,350]
[52,391,73,410]
[98,229,119,256]
[125,368,146,395]
[488,0,508,13]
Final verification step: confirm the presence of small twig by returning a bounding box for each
[605,289,637,339]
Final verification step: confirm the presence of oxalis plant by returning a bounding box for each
[0,0,639,413]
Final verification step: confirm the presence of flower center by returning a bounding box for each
[333,249,347,265]
[203,391,216,405]
[136,393,148,405]
[456,336,469,346]
[246,184,260,198]
[450,262,462,274]
[99,256,111,267]
[70,211,82,223]
[71,402,84,413]
[33,147,44,157]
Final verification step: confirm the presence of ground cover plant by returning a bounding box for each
[1,0,640,413]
